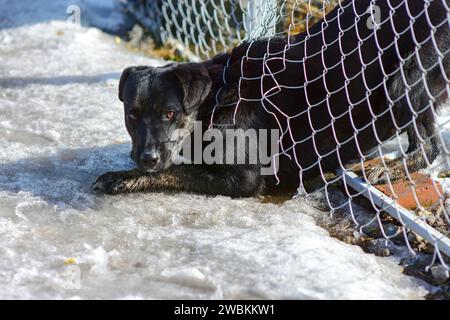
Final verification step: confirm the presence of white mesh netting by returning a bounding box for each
[126,0,450,272]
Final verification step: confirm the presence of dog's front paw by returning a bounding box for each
[93,171,127,195]
[366,164,389,185]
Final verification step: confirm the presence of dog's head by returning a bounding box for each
[118,63,212,172]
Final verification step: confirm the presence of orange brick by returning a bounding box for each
[375,173,444,210]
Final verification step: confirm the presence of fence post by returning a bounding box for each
[339,170,450,259]
[246,0,277,40]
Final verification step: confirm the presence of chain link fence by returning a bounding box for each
[123,0,450,283]
[124,0,340,60]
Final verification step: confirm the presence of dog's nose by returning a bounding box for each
[140,152,159,168]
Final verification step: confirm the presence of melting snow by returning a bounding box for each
[0,0,435,299]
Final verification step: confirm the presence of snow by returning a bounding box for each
[0,0,437,299]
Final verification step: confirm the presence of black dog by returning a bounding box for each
[94,0,449,197]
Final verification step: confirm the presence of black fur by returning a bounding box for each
[94,0,449,197]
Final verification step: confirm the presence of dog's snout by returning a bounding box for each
[140,151,159,168]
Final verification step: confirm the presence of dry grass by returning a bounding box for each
[284,0,341,34]
[129,0,341,61]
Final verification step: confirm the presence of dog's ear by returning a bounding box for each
[118,66,148,102]
[172,63,212,113]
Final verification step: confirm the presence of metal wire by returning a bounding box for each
[126,0,450,271]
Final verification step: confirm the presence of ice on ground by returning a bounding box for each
[0,0,133,34]
[0,0,435,299]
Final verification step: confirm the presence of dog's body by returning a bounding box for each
[94,0,449,197]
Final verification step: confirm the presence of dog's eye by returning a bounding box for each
[166,111,177,120]
[127,112,140,122]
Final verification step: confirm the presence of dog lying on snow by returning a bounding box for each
[94,0,449,197]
